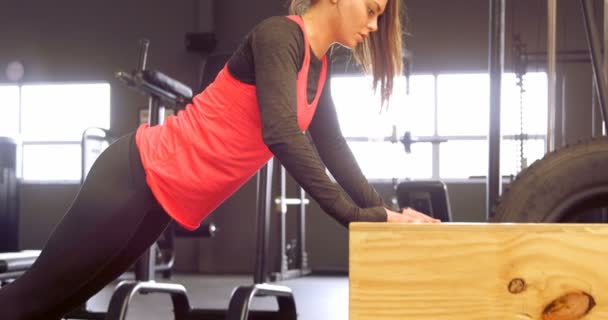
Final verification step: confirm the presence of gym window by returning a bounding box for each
[331,72,547,181]
[0,83,111,183]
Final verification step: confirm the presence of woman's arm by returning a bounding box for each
[251,17,386,227]
[306,64,439,224]
[308,71,386,209]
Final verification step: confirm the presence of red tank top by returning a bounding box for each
[135,15,327,230]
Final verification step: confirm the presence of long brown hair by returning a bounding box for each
[289,0,404,107]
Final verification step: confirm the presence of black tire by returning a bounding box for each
[492,137,608,222]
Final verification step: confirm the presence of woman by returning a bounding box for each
[0,0,439,318]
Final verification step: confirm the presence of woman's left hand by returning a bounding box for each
[385,207,441,223]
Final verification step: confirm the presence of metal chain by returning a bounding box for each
[513,33,528,174]
[517,76,527,173]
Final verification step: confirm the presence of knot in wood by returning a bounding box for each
[542,291,596,320]
[508,278,526,294]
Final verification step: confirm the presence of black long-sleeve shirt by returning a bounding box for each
[226,16,388,227]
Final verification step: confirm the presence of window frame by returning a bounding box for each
[0,82,111,184]
[331,72,548,182]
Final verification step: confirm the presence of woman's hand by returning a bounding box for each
[385,207,441,223]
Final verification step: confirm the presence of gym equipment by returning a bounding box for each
[345,126,452,220]
[492,137,608,222]
[346,125,446,154]
[0,136,42,288]
[396,181,452,222]
[487,0,504,220]
[64,39,218,319]
[271,165,311,281]
[68,39,297,320]
[0,251,40,287]
[493,0,608,223]
[99,160,295,320]
[0,136,19,253]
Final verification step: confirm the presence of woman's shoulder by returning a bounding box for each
[255,15,300,31]
[250,16,304,46]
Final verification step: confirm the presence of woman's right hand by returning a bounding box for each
[385,207,441,223]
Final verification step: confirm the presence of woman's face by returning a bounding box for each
[334,0,388,48]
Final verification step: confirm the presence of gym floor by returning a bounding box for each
[79,274,348,320]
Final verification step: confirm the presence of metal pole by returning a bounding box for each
[298,187,308,270]
[280,166,288,274]
[581,0,608,127]
[138,39,150,72]
[547,0,557,152]
[487,0,505,221]
[254,158,273,284]
[148,98,160,126]
[593,74,600,136]
[561,76,567,147]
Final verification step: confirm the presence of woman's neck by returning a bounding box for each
[301,6,336,59]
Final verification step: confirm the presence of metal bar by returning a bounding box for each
[298,187,308,270]
[593,73,599,136]
[20,141,81,145]
[487,0,505,221]
[528,49,595,55]
[280,166,288,274]
[81,127,110,183]
[345,136,445,143]
[275,198,310,206]
[561,76,567,147]
[347,135,545,142]
[254,158,273,284]
[526,51,592,63]
[547,0,557,152]
[433,74,439,179]
[148,97,160,126]
[581,0,608,128]
[138,39,150,72]
[280,166,287,214]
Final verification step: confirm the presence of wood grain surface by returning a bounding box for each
[349,223,608,320]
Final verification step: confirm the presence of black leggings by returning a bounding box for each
[0,132,173,320]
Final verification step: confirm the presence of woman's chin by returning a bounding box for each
[336,40,359,50]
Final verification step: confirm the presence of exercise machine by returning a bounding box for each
[0,137,43,287]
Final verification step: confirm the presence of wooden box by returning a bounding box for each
[349,223,608,320]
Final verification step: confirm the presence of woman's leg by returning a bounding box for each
[49,205,171,319]
[0,133,172,320]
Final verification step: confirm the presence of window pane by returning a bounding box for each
[331,76,396,138]
[521,73,548,135]
[21,83,110,141]
[502,72,548,135]
[332,75,435,138]
[397,75,435,137]
[22,144,81,181]
[0,86,20,137]
[440,140,488,179]
[347,141,432,180]
[437,74,489,136]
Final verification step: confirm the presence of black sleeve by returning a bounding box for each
[308,72,387,209]
[251,18,387,227]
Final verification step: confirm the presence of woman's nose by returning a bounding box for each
[367,17,378,32]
